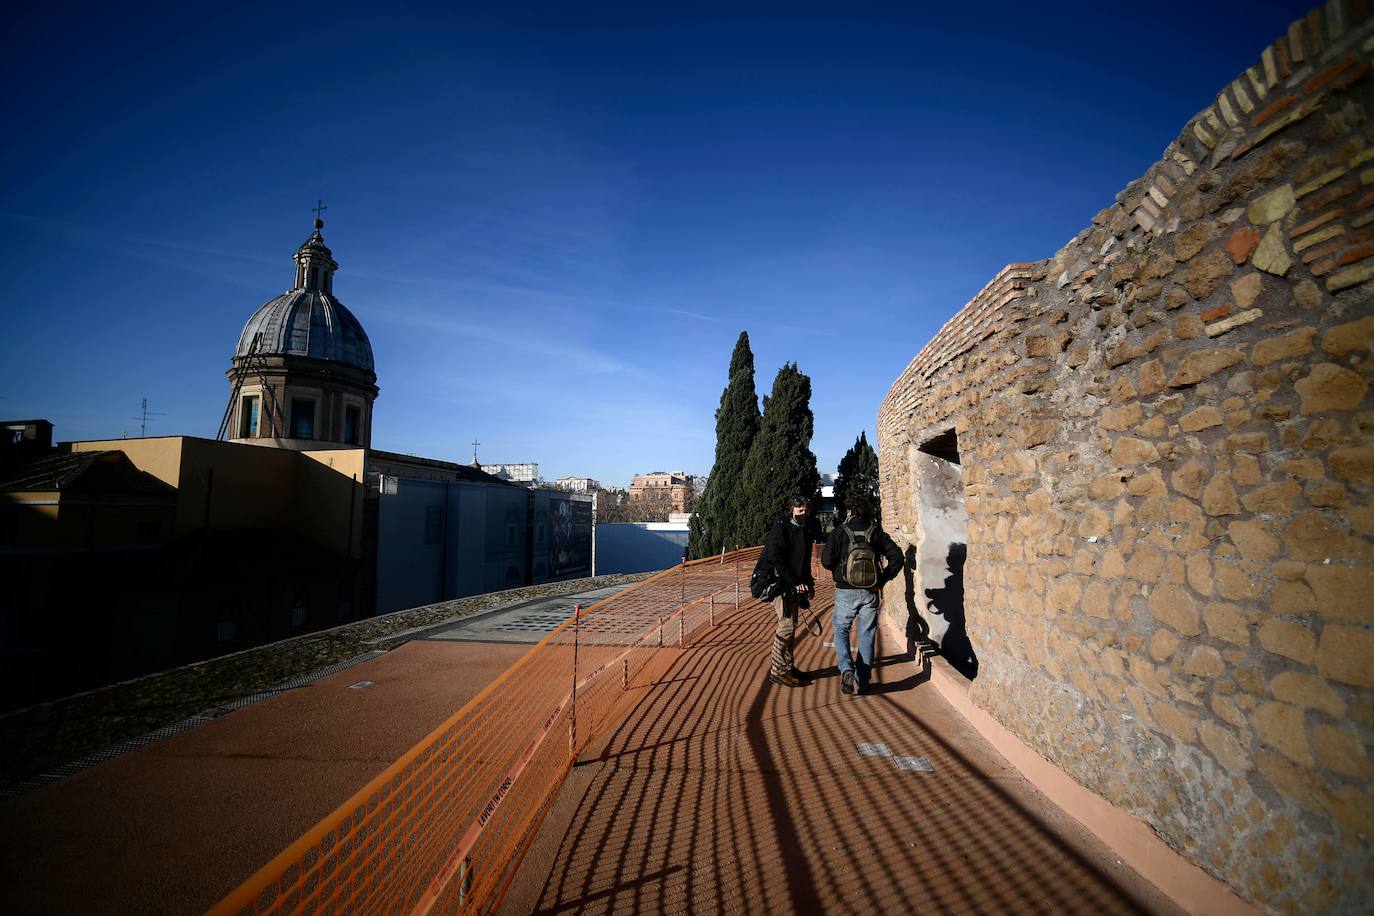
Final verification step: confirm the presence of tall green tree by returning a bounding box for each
[738,362,820,543]
[834,431,881,524]
[688,332,761,557]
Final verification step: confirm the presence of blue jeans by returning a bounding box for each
[833,587,879,689]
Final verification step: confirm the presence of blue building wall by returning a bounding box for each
[594,523,688,575]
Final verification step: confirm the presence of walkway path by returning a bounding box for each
[503,586,1182,915]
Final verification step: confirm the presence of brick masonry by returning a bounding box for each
[877,3,1374,912]
[0,572,649,789]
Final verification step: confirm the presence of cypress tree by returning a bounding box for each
[738,362,820,544]
[834,430,881,524]
[687,332,761,558]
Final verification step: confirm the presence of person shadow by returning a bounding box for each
[902,542,978,680]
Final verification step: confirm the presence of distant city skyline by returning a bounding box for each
[0,1,1315,482]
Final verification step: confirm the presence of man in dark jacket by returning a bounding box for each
[762,495,818,688]
[821,494,903,696]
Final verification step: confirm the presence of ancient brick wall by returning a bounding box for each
[877,4,1374,911]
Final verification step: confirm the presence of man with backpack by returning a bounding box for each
[821,494,904,696]
[761,495,819,688]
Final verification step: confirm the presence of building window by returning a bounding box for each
[291,591,309,628]
[344,405,361,445]
[135,519,162,544]
[337,584,353,619]
[239,395,260,438]
[291,398,315,439]
[216,619,238,642]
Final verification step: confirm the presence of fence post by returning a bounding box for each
[709,591,715,627]
[622,657,628,690]
[734,547,740,610]
[569,603,580,757]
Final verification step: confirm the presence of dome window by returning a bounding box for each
[290,398,316,440]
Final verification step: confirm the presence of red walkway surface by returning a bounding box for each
[501,589,1182,915]
[0,640,532,915]
[0,581,1183,915]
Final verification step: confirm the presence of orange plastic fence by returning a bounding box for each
[209,547,765,916]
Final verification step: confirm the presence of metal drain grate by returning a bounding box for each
[0,650,388,801]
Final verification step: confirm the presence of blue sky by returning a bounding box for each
[1,1,1316,485]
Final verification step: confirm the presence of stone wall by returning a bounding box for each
[877,4,1374,912]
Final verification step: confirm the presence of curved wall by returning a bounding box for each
[878,5,1374,911]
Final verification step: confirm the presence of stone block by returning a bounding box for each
[1128,469,1166,498]
[1252,223,1293,276]
[1330,445,1374,483]
[1247,184,1296,224]
[1205,601,1253,645]
[1252,701,1313,766]
[1173,220,1219,261]
[1078,507,1110,539]
[1126,545,1164,581]
[1326,258,1374,291]
[1258,619,1318,664]
[1271,579,1316,615]
[1149,584,1200,635]
[1311,725,1371,778]
[1226,226,1262,264]
[1153,700,1199,742]
[1111,436,1160,464]
[1048,575,1083,614]
[1180,406,1224,431]
[1184,646,1226,677]
[1321,316,1374,357]
[1270,671,1345,717]
[1082,581,1112,619]
[1168,348,1243,387]
[1241,479,1300,515]
[1276,457,1324,479]
[1228,520,1279,561]
[1171,457,1208,499]
[1203,474,1241,516]
[1294,278,1323,308]
[1316,624,1374,687]
[1283,509,1374,561]
[1179,247,1237,299]
[1216,561,1262,600]
[1230,271,1264,308]
[1304,564,1374,622]
[1138,360,1166,395]
[1296,363,1369,413]
[1255,750,1321,809]
[1099,403,1142,432]
[1150,628,1181,661]
[1199,720,1251,774]
[1186,554,1213,595]
[1251,327,1316,366]
[1232,454,1261,486]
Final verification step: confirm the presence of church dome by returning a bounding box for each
[235,289,375,372]
[234,219,375,374]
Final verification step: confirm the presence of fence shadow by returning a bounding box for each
[522,581,1162,915]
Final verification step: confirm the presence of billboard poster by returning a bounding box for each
[548,497,592,578]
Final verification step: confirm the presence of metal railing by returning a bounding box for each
[210,547,763,916]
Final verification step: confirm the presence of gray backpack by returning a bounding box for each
[843,523,879,588]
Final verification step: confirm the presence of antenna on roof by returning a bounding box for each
[133,397,166,438]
